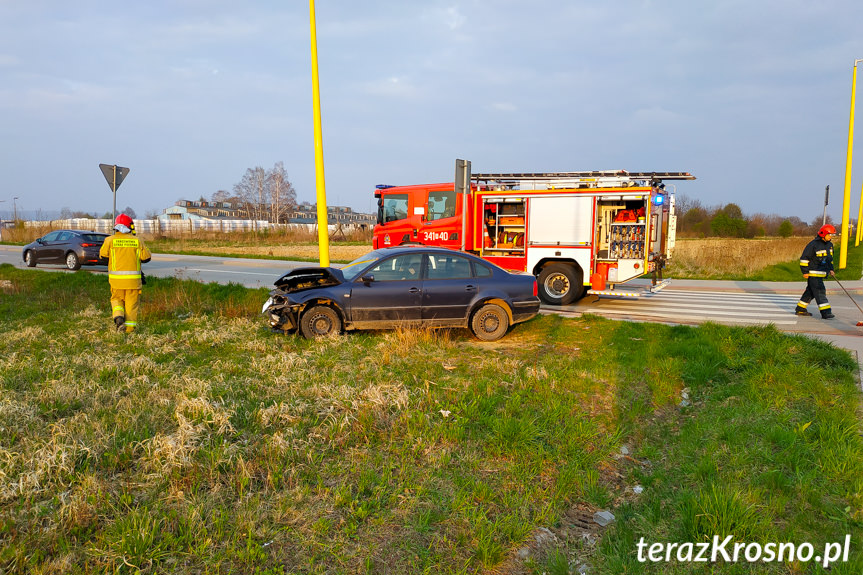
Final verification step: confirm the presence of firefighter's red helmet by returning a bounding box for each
[115,214,133,227]
[818,224,836,238]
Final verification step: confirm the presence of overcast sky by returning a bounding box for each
[3,1,863,222]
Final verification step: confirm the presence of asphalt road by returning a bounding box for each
[0,245,309,290]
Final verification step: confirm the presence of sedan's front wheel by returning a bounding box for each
[24,251,37,267]
[300,305,342,338]
[470,303,509,341]
[65,252,81,271]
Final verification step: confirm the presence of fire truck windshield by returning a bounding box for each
[379,194,408,224]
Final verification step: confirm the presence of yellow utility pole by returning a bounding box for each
[840,59,863,267]
[857,179,863,245]
[310,0,330,266]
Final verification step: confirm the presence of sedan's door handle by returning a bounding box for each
[408,287,421,294]
[465,285,477,292]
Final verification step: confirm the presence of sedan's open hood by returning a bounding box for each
[273,266,345,292]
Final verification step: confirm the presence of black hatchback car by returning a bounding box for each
[22,229,109,270]
[262,246,540,341]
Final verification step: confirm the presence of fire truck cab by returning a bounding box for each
[373,170,694,305]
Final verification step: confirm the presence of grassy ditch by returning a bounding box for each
[0,264,861,574]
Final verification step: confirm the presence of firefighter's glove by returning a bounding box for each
[803,274,809,279]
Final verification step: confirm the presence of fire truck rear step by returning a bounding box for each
[587,279,672,299]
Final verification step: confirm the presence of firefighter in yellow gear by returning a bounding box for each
[99,214,152,333]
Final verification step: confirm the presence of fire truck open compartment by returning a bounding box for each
[481,197,525,255]
[595,197,648,259]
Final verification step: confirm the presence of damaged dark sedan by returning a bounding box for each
[262,246,540,341]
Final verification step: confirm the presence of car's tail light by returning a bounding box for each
[533,279,538,297]
[81,243,97,247]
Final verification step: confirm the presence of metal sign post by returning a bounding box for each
[98,164,130,222]
[455,159,471,252]
[823,185,830,226]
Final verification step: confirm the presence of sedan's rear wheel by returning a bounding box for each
[25,250,37,267]
[470,303,509,341]
[65,252,81,271]
[300,305,342,338]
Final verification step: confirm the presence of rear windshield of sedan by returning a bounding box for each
[81,234,108,242]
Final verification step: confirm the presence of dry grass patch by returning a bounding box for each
[214,243,371,261]
[671,236,810,277]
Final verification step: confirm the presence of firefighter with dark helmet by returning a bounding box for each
[99,214,152,333]
[795,224,836,319]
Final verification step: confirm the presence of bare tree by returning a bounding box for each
[211,189,232,203]
[233,167,268,221]
[230,163,298,222]
[267,161,297,224]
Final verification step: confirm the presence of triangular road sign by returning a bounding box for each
[99,164,130,192]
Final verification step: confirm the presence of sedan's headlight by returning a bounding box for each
[261,296,274,314]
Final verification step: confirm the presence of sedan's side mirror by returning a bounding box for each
[37,238,44,244]
[361,274,375,284]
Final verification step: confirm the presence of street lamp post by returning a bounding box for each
[13,197,18,222]
[840,58,863,267]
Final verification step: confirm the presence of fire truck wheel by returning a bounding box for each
[300,305,342,338]
[537,263,583,305]
[470,303,509,341]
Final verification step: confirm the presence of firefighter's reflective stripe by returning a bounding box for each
[797,300,808,308]
[112,305,125,313]
[819,303,832,310]
[809,270,827,277]
[799,259,809,266]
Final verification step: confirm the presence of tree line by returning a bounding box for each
[675,195,839,238]
[57,162,299,224]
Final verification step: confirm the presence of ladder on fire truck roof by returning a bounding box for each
[472,170,695,189]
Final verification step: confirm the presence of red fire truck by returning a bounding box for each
[372,164,695,305]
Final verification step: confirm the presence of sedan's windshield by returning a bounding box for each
[340,249,388,281]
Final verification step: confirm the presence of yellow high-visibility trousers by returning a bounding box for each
[110,288,141,333]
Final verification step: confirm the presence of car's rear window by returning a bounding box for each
[82,234,108,242]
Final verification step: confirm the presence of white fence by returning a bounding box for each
[21,218,372,237]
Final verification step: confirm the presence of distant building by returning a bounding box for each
[158,200,245,221]
[288,202,375,226]
[158,199,376,226]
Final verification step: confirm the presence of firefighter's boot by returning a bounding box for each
[114,316,126,332]
[794,304,812,317]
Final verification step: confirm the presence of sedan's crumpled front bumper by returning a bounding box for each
[262,290,301,331]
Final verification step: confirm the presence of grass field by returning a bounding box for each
[1,264,861,574]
